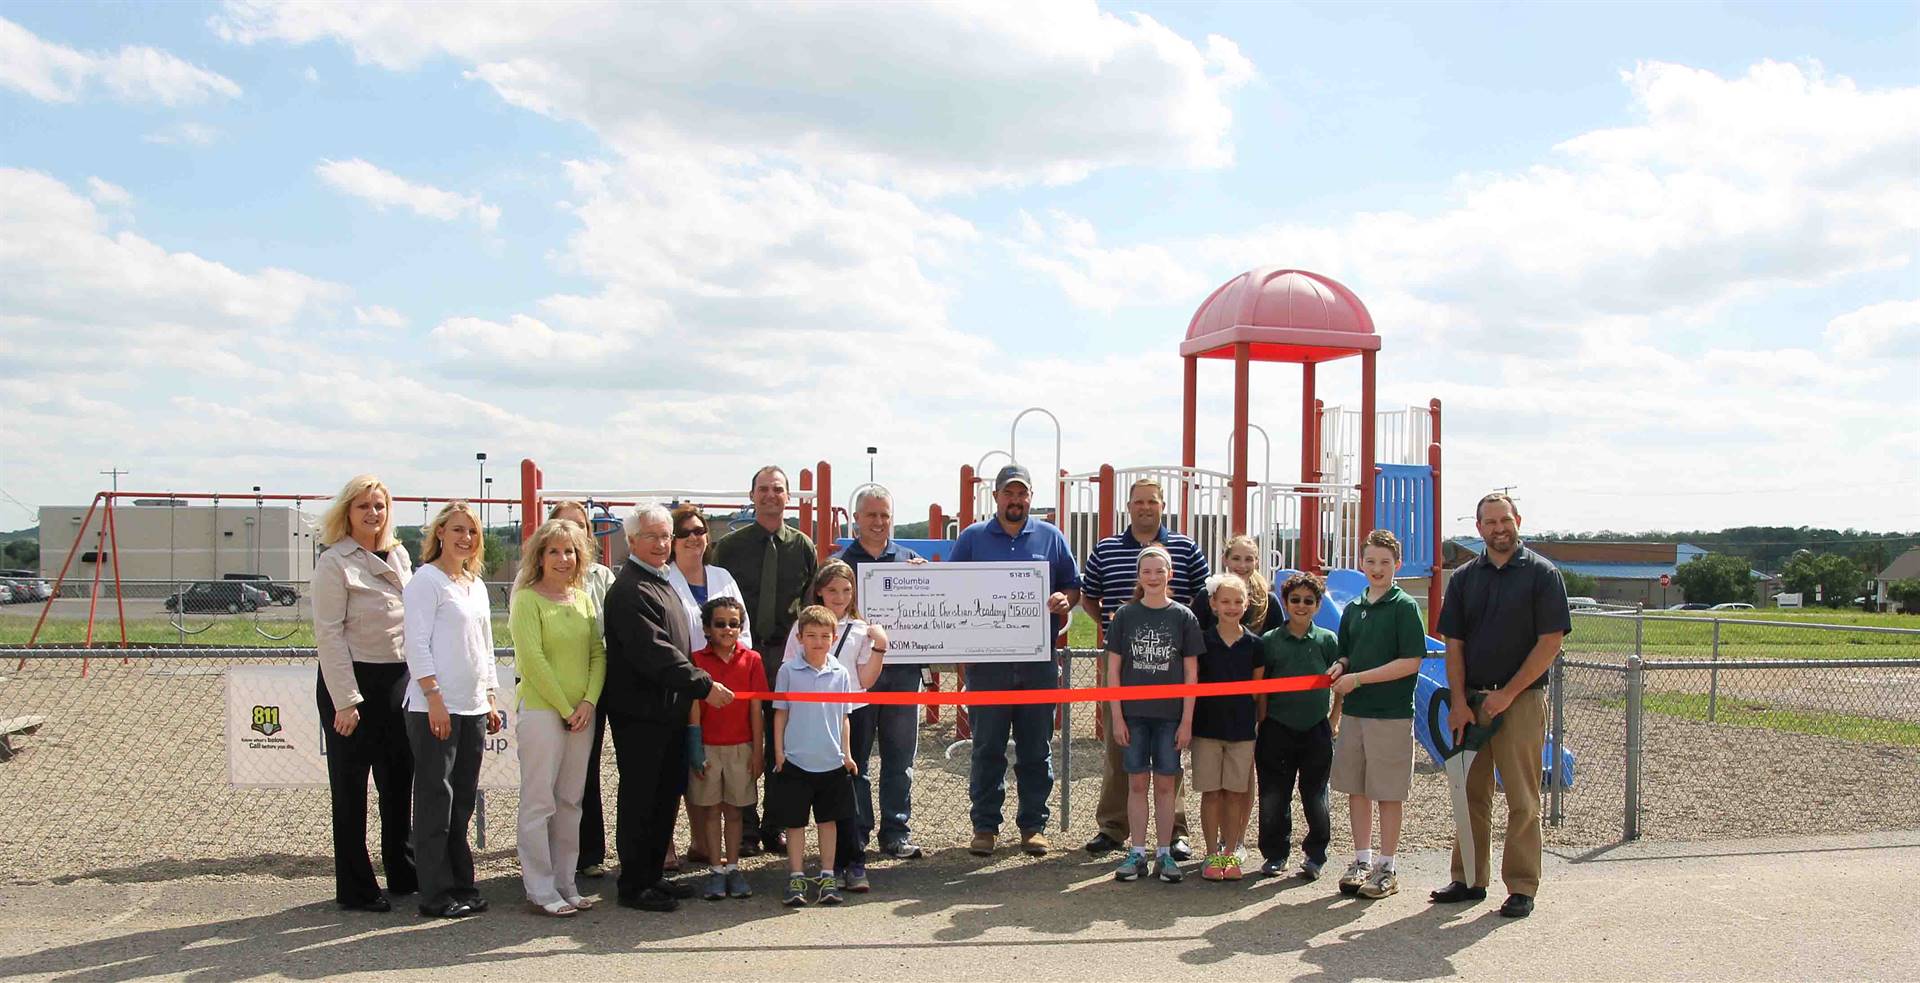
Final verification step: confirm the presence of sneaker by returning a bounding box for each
[1169,837,1194,862]
[1154,853,1184,883]
[726,869,752,899]
[1260,857,1287,877]
[1200,854,1225,881]
[702,870,727,901]
[1020,831,1050,856]
[1358,863,1398,899]
[1338,860,1370,895]
[968,831,995,856]
[1114,850,1146,882]
[842,866,870,893]
[1300,860,1324,881]
[1221,856,1244,881]
[882,840,924,860]
[815,874,843,905]
[783,874,809,907]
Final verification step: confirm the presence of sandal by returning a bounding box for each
[564,894,595,911]
[532,899,578,917]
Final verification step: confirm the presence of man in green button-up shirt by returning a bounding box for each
[709,465,817,853]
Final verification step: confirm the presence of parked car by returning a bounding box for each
[1667,602,1710,611]
[164,581,270,614]
[0,569,52,602]
[1568,596,1601,610]
[221,573,299,606]
[1710,601,1755,611]
[0,583,13,605]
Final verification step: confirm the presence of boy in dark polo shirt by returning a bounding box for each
[1329,530,1427,900]
[1256,572,1345,879]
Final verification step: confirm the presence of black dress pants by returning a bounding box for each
[608,713,688,900]
[577,707,608,869]
[407,711,486,909]
[316,662,417,904]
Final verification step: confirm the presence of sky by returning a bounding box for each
[1,0,1915,540]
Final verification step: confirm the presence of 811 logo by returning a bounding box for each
[251,705,283,737]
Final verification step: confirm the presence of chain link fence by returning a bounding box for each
[4,616,1917,883]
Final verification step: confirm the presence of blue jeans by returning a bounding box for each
[966,658,1058,835]
[1122,715,1181,775]
[833,666,922,868]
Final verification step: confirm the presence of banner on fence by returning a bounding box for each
[226,663,520,789]
[859,560,1052,664]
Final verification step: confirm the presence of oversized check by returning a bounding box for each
[858,561,1052,664]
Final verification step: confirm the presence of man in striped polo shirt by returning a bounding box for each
[1078,477,1209,859]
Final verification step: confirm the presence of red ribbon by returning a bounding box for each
[730,674,1333,706]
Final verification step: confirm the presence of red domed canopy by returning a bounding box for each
[1180,267,1379,364]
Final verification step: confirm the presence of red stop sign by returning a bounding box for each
[1660,574,1672,587]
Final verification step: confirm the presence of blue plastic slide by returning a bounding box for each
[1277,569,1574,787]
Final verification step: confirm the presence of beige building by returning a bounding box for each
[38,501,321,585]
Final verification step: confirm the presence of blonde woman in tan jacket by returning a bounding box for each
[312,474,418,913]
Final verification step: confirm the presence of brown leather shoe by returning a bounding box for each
[968,831,995,856]
[1020,831,1050,856]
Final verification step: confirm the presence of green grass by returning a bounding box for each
[1655,609,1919,629]
[1569,609,1920,660]
[1638,691,1920,748]
[0,615,512,647]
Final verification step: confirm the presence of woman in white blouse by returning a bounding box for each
[311,474,416,913]
[663,503,752,868]
[403,501,502,919]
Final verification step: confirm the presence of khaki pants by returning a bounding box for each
[1448,687,1545,896]
[1096,724,1189,843]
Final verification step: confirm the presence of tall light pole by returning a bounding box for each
[476,452,488,531]
[866,446,877,483]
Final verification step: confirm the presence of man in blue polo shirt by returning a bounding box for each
[1078,476,1207,859]
[949,464,1081,858]
[835,486,927,861]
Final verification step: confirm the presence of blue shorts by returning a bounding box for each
[1123,716,1181,776]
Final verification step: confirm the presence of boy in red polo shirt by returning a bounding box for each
[689,596,765,901]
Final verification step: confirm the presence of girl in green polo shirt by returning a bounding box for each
[1329,530,1427,900]
[1255,572,1345,879]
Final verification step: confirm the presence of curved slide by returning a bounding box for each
[1280,569,1574,787]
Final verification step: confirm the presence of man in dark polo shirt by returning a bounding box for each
[1429,492,1572,919]
[710,464,817,853]
[835,486,928,861]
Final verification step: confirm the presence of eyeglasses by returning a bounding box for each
[709,620,742,630]
[674,527,708,539]
[1285,595,1318,605]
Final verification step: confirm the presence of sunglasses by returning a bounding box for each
[709,619,742,630]
[1285,595,1319,605]
[674,526,708,539]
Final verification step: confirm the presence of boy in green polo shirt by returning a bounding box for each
[1329,530,1427,900]
[1255,572,1345,879]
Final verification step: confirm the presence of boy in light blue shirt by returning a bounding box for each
[769,605,858,906]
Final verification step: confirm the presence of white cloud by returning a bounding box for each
[1824,299,1920,362]
[353,304,408,329]
[213,0,1253,193]
[302,65,319,83]
[85,177,132,207]
[143,122,221,146]
[315,158,500,230]
[0,16,241,106]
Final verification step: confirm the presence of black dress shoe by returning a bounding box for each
[763,831,788,854]
[618,888,679,912]
[1499,893,1534,918]
[1429,881,1488,903]
[653,879,695,900]
[737,840,763,858]
[417,901,475,919]
[337,896,391,913]
[1083,831,1124,856]
[457,896,489,914]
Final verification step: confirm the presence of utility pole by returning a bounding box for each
[100,468,129,494]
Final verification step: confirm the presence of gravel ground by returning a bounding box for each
[2,654,1916,886]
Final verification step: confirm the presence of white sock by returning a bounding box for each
[1355,848,1373,865]
[1380,854,1396,871]
[710,864,726,875]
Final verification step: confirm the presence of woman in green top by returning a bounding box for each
[511,518,608,917]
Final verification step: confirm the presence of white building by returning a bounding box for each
[38,501,322,584]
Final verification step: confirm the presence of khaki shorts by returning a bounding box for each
[1330,716,1414,802]
[689,742,758,808]
[1190,737,1255,793]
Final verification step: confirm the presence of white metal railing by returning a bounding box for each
[1319,405,1431,482]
